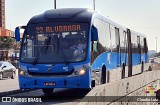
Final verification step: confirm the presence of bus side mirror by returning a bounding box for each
[15,27,20,41]
[91,27,98,41]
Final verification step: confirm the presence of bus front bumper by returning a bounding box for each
[19,70,91,89]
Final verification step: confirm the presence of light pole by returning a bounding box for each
[93,0,95,10]
[54,0,56,9]
[155,37,157,53]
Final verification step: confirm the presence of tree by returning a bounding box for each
[0,36,15,49]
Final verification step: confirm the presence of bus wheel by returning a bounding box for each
[100,66,106,84]
[91,80,95,87]
[141,62,144,73]
[42,88,54,95]
[121,64,125,79]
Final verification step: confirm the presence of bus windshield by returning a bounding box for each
[20,22,89,64]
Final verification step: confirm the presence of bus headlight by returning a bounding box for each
[79,69,86,75]
[19,66,29,76]
[72,64,89,76]
[20,71,24,75]
[74,69,86,75]
[19,70,29,76]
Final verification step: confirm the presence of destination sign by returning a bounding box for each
[36,25,81,33]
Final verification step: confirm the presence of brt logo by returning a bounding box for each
[145,86,160,96]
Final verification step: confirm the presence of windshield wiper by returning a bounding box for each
[58,38,69,65]
[45,36,51,54]
[32,36,51,65]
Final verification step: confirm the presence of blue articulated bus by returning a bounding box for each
[15,8,150,95]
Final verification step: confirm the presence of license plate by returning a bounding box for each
[44,82,56,86]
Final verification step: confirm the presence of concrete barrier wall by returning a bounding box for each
[109,79,160,105]
[107,63,150,83]
[77,70,160,105]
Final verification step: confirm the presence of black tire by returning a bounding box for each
[106,71,110,83]
[101,66,106,84]
[121,64,125,79]
[42,88,54,95]
[11,71,15,79]
[0,72,2,80]
[91,80,95,87]
[141,62,144,73]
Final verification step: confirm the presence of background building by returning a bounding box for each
[0,0,5,28]
[0,0,17,62]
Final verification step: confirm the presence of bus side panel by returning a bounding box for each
[91,51,119,84]
[132,53,141,75]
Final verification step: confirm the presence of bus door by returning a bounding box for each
[115,28,121,67]
[144,38,148,62]
[119,30,127,67]
[137,36,141,64]
[140,37,145,63]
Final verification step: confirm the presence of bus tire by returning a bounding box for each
[107,70,110,83]
[141,62,144,73]
[91,80,95,87]
[101,66,106,84]
[42,88,54,95]
[121,64,125,79]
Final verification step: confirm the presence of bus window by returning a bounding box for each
[115,28,120,66]
[144,38,148,54]
[104,22,111,52]
[120,30,126,53]
[115,28,120,52]
[93,18,107,54]
[140,36,144,54]
[110,25,116,52]
[131,34,138,53]
[120,30,127,65]
[137,36,141,54]
[144,38,148,62]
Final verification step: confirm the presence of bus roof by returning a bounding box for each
[27,8,146,38]
[28,8,95,24]
[130,29,147,38]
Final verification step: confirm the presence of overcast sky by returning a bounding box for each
[5,0,160,52]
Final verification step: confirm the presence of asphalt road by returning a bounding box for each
[0,74,19,93]
[0,88,90,105]
[0,72,90,105]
